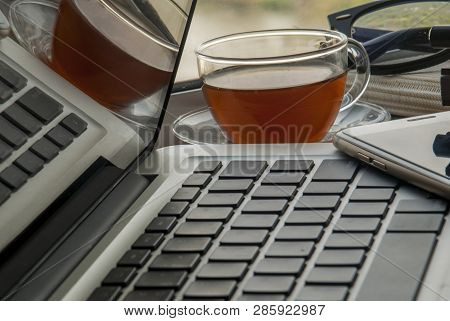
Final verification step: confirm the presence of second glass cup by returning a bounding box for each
[196,29,370,144]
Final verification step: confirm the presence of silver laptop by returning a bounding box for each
[0,0,449,301]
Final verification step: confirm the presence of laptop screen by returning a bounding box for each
[0,0,196,251]
[51,0,196,168]
[97,0,197,167]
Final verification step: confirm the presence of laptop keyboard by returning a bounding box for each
[0,58,88,206]
[88,159,448,301]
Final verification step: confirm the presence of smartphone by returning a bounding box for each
[333,111,450,199]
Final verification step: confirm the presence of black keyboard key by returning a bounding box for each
[303,181,349,195]
[306,267,358,285]
[334,217,381,233]
[350,188,395,202]
[3,104,42,136]
[60,113,87,137]
[266,241,315,258]
[252,185,297,200]
[396,199,448,213]
[135,271,187,289]
[30,138,59,162]
[244,276,295,294]
[286,210,332,226]
[14,151,44,176]
[132,233,164,249]
[239,294,285,301]
[262,172,306,186]
[117,249,151,267]
[185,280,236,299]
[341,202,388,217]
[194,160,222,174]
[163,237,211,253]
[295,195,341,211]
[88,286,121,301]
[221,229,269,246]
[17,88,63,124]
[183,173,211,188]
[0,81,13,103]
[276,226,323,241]
[297,286,348,301]
[357,168,399,188]
[0,139,12,161]
[254,258,304,275]
[0,165,28,190]
[325,233,374,249]
[0,116,27,148]
[0,60,27,92]
[197,263,248,280]
[198,193,244,208]
[187,207,233,222]
[313,159,359,181]
[356,233,437,300]
[175,222,223,237]
[220,161,267,179]
[102,267,136,286]
[316,249,366,267]
[232,214,278,230]
[45,125,74,149]
[149,253,200,271]
[209,179,253,193]
[210,246,259,262]
[124,290,173,301]
[388,214,444,233]
[271,160,314,173]
[0,182,11,205]
[171,187,201,203]
[146,217,177,233]
[159,201,189,217]
[242,200,288,214]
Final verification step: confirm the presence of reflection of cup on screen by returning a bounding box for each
[196,30,370,144]
[51,0,183,111]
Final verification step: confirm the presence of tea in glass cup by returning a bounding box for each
[196,29,370,144]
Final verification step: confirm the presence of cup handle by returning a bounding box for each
[341,38,371,111]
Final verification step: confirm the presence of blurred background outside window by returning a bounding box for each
[176,0,367,81]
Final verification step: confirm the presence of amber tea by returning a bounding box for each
[202,65,347,144]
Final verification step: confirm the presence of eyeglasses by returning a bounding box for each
[328,0,450,75]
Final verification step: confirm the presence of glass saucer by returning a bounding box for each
[173,101,391,145]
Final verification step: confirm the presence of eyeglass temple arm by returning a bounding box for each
[362,27,433,62]
[430,26,450,49]
[352,27,390,42]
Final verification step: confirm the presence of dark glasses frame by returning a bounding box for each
[328,0,450,75]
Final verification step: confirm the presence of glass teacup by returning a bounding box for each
[196,29,370,144]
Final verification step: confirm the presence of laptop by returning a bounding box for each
[0,0,449,301]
